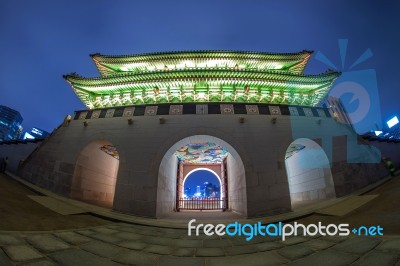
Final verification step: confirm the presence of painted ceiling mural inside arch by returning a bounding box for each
[175,142,228,164]
[285,144,306,160]
[100,145,119,160]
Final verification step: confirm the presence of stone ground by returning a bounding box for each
[0,223,400,265]
[295,177,400,235]
[0,173,400,265]
[0,173,111,231]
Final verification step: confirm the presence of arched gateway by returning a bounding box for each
[156,135,247,217]
[285,138,336,209]
[71,140,119,208]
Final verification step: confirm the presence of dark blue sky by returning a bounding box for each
[1,1,399,133]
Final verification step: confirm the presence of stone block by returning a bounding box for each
[196,247,225,257]
[144,244,175,255]
[50,249,120,266]
[332,237,381,254]
[80,241,125,258]
[26,235,70,253]
[206,251,288,266]
[288,249,358,266]
[0,249,12,266]
[156,256,205,266]
[111,250,158,265]
[277,244,314,260]
[53,232,92,245]
[377,237,400,252]
[118,241,147,250]
[4,245,44,262]
[90,233,123,244]
[0,234,25,245]
[357,250,400,266]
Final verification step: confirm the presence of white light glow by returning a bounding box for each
[23,132,35,140]
[269,62,283,69]
[374,131,383,136]
[176,60,195,68]
[387,116,399,128]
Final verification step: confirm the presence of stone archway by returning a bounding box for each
[156,135,247,217]
[70,140,119,208]
[285,138,336,209]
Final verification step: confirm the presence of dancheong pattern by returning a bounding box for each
[64,50,340,109]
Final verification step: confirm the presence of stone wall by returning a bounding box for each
[0,141,42,173]
[367,141,400,168]
[0,103,390,218]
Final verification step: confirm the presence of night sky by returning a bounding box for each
[1,1,399,133]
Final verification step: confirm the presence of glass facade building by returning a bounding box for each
[0,105,23,141]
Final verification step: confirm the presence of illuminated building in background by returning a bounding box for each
[362,115,400,143]
[204,182,220,198]
[387,116,399,129]
[64,50,339,108]
[23,127,50,140]
[0,105,23,141]
[184,187,192,198]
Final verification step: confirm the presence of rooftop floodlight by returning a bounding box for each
[387,116,399,128]
[374,130,383,136]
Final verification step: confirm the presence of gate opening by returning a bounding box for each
[71,140,119,208]
[156,135,247,217]
[285,138,336,209]
[175,142,228,211]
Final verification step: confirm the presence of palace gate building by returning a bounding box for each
[3,50,389,218]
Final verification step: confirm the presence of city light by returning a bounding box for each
[374,131,383,136]
[23,132,35,139]
[387,116,399,128]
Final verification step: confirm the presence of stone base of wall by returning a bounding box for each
[332,161,388,197]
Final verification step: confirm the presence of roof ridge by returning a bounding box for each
[63,68,340,82]
[90,50,314,59]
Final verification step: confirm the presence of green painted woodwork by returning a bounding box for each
[64,51,340,109]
